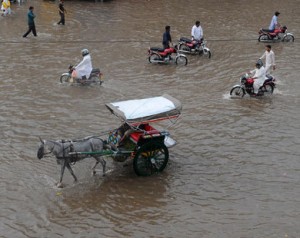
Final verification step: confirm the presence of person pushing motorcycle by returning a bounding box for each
[162,25,172,49]
[248,59,267,95]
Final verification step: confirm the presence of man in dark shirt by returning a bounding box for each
[23,6,37,37]
[57,0,66,25]
[162,25,172,49]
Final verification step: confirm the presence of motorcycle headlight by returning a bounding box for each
[240,77,247,84]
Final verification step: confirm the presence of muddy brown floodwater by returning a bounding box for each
[0,0,299,237]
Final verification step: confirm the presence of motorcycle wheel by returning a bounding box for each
[148,53,161,63]
[60,74,71,83]
[175,56,188,66]
[263,84,274,96]
[230,86,245,98]
[258,34,270,42]
[179,44,191,53]
[282,35,294,42]
[200,49,211,59]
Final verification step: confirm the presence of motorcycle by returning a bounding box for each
[230,73,276,98]
[178,37,211,58]
[148,45,188,66]
[60,65,104,85]
[258,25,294,42]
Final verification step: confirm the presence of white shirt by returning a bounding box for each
[269,15,278,30]
[260,50,275,67]
[75,54,92,79]
[191,25,203,40]
[250,66,266,86]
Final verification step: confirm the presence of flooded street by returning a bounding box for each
[1,0,300,237]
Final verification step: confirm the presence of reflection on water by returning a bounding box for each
[1,0,300,237]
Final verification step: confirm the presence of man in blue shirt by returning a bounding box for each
[269,11,280,32]
[162,25,172,49]
[23,6,37,37]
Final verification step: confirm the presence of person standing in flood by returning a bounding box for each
[23,6,37,37]
[162,25,172,49]
[57,0,66,25]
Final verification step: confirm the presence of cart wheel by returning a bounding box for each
[133,142,169,176]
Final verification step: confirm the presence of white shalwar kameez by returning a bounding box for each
[191,25,203,41]
[250,66,266,94]
[260,50,275,74]
[75,54,92,79]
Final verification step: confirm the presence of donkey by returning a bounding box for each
[37,136,107,188]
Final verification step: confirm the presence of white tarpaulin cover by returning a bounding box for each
[105,94,182,123]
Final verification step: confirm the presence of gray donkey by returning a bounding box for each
[37,136,107,188]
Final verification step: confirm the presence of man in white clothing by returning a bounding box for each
[191,21,203,42]
[260,45,275,75]
[72,49,93,81]
[249,60,266,95]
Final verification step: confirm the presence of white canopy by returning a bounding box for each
[106,94,182,123]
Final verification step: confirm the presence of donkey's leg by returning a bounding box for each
[92,157,106,176]
[91,159,99,175]
[100,158,106,176]
[65,162,78,182]
[57,159,66,188]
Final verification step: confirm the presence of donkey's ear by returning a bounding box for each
[38,137,44,144]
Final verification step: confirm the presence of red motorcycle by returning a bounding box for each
[230,74,276,98]
[258,25,294,42]
[178,37,211,58]
[148,45,188,66]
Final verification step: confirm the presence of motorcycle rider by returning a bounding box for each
[249,59,266,95]
[260,45,276,75]
[191,20,203,43]
[71,49,93,82]
[269,11,280,32]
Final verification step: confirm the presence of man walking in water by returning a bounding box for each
[260,45,276,75]
[57,0,66,25]
[23,6,37,37]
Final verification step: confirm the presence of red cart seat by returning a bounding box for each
[130,124,160,143]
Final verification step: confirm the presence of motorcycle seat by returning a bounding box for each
[150,47,165,52]
[261,28,273,33]
[264,76,273,83]
[180,37,193,43]
[91,68,100,74]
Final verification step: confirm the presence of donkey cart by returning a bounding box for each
[37,94,182,187]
